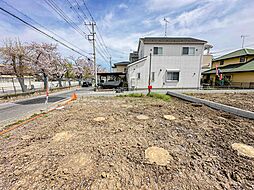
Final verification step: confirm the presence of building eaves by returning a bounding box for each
[127,56,147,67]
[140,37,207,44]
[203,58,254,74]
[213,48,254,62]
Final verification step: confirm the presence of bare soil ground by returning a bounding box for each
[190,92,254,112]
[1,96,254,189]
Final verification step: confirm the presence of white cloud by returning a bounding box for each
[101,12,114,29]
[146,0,199,11]
[118,3,128,9]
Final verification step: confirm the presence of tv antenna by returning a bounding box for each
[241,35,249,48]
[163,18,170,37]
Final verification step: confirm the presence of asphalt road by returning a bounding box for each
[0,88,87,128]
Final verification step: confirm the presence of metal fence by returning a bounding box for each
[202,82,254,89]
[0,76,80,95]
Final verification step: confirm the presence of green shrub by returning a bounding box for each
[147,93,171,101]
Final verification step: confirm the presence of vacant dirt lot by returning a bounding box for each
[190,92,254,112]
[1,96,254,189]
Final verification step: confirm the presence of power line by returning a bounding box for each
[44,0,88,38]
[81,0,111,58]
[45,0,111,63]
[0,0,91,56]
[73,0,90,23]
[0,6,90,58]
[82,0,95,22]
[65,0,91,34]
[63,0,110,60]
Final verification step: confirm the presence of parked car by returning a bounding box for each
[99,80,123,89]
[82,81,92,87]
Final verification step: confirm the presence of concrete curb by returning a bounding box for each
[166,91,254,120]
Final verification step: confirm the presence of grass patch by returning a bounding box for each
[117,93,145,98]
[117,92,171,101]
[2,134,11,139]
[147,93,171,101]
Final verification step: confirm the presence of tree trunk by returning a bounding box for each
[68,79,71,87]
[17,77,26,92]
[58,78,63,87]
[43,73,48,90]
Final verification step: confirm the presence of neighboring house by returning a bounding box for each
[129,51,139,63]
[201,44,213,73]
[202,48,254,88]
[112,61,130,73]
[127,37,210,89]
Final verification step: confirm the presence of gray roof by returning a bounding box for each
[140,37,207,44]
[112,61,130,68]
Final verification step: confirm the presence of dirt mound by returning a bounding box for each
[232,143,254,158]
[61,153,92,171]
[145,146,172,166]
[93,117,106,122]
[52,131,73,142]
[136,115,149,120]
[163,115,176,120]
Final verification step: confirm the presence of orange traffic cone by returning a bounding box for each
[71,92,77,100]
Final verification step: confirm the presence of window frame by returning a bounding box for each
[220,60,224,65]
[240,57,245,63]
[151,72,155,81]
[165,70,180,82]
[137,73,141,79]
[182,47,195,56]
[153,47,163,55]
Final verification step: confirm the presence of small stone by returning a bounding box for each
[163,115,176,120]
[101,172,108,178]
[93,117,106,122]
[14,170,21,176]
[232,143,254,158]
[136,115,149,120]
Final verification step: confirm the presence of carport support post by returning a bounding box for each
[148,51,152,95]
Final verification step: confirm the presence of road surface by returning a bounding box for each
[0,88,90,128]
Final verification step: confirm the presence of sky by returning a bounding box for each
[0,0,254,70]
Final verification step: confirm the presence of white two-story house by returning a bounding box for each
[127,37,211,89]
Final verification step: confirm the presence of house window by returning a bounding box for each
[166,71,179,82]
[153,47,163,55]
[220,60,224,65]
[240,57,245,63]
[151,72,155,81]
[182,47,195,55]
[137,73,141,79]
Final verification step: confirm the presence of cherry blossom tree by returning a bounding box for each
[29,42,59,90]
[0,39,32,92]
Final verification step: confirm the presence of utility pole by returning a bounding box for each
[163,18,170,37]
[241,35,248,48]
[148,49,152,95]
[109,56,112,73]
[86,22,97,89]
